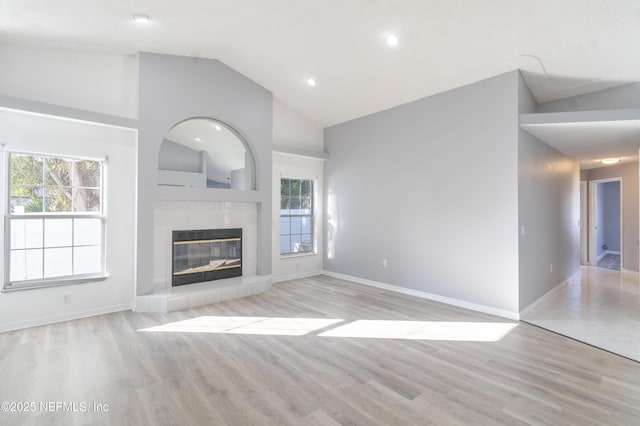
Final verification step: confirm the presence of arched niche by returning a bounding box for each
[158,117,256,190]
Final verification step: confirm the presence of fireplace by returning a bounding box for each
[172,228,242,286]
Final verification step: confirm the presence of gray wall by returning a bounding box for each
[158,139,202,172]
[324,71,520,315]
[601,181,621,253]
[517,131,580,309]
[137,53,273,295]
[587,163,638,271]
[538,81,640,113]
[518,73,581,311]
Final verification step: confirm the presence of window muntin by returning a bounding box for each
[280,178,314,255]
[5,153,105,290]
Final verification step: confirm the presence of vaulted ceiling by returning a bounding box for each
[2,1,640,127]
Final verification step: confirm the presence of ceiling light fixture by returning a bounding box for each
[306,77,317,87]
[386,34,399,47]
[215,125,222,131]
[133,14,151,24]
[601,158,620,165]
[194,137,203,142]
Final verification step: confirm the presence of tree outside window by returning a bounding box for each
[6,153,105,289]
[280,178,314,255]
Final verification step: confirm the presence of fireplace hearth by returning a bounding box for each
[172,228,242,286]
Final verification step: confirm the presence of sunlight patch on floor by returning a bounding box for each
[139,316,518,341]
[139,316,344,336]
[318,320,518,342]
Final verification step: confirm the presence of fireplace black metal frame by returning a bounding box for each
[172,228,243,286]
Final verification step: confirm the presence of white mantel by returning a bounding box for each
[152,200,259,291]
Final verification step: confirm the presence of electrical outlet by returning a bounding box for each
[63,294,71,304]
[383,258,388,267]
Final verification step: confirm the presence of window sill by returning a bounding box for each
[280,252,318,260]
[2,274,109,293]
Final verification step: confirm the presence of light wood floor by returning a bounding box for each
[2,275,640,425]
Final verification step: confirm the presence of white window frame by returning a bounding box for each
[280,177,315,256]
[3,150,108,291]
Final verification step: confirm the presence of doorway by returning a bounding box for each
[589,177,622,271]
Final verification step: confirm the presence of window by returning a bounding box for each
[280,178,314,255]
[5,152,105,290]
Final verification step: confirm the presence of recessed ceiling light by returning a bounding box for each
[601,158,620,165]
[306,77,317,87]
[194,137,203,142]
[133,14,151,24]
[386,34,399,47]
[215,125,222,131]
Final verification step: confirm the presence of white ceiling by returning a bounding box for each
[521,121,640,169]
[2,1,640,127]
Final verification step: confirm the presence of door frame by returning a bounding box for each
[588,177,623,266]
[580,181,588,265]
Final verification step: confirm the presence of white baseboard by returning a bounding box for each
[272,270,323,283]
[519,269,581,318]
[605,250,621,255]
[596,252,607,262]
[321,270,520,321]
[0,303,133,333]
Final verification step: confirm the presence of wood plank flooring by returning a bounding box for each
[1,275,639,425]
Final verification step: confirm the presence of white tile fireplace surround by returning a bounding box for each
[135,201,271,312]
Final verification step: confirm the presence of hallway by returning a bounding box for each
[522,267,640,361]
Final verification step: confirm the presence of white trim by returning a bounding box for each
[322,270,520,320]
[0,302,133,333]
[605,250,621,255]
[589,177,623,266]
[580,181,588,265]
[0,97,138,131]
[519,270,580,317]
[280,251,318,260]
[3,274,109,292]
[272,270,322,283]
[4,152,107,290]
[519,108,640,126]
[620,178,624,268]
[589,180,597,265]
[272,144,328,161]
[596,251,607,262]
